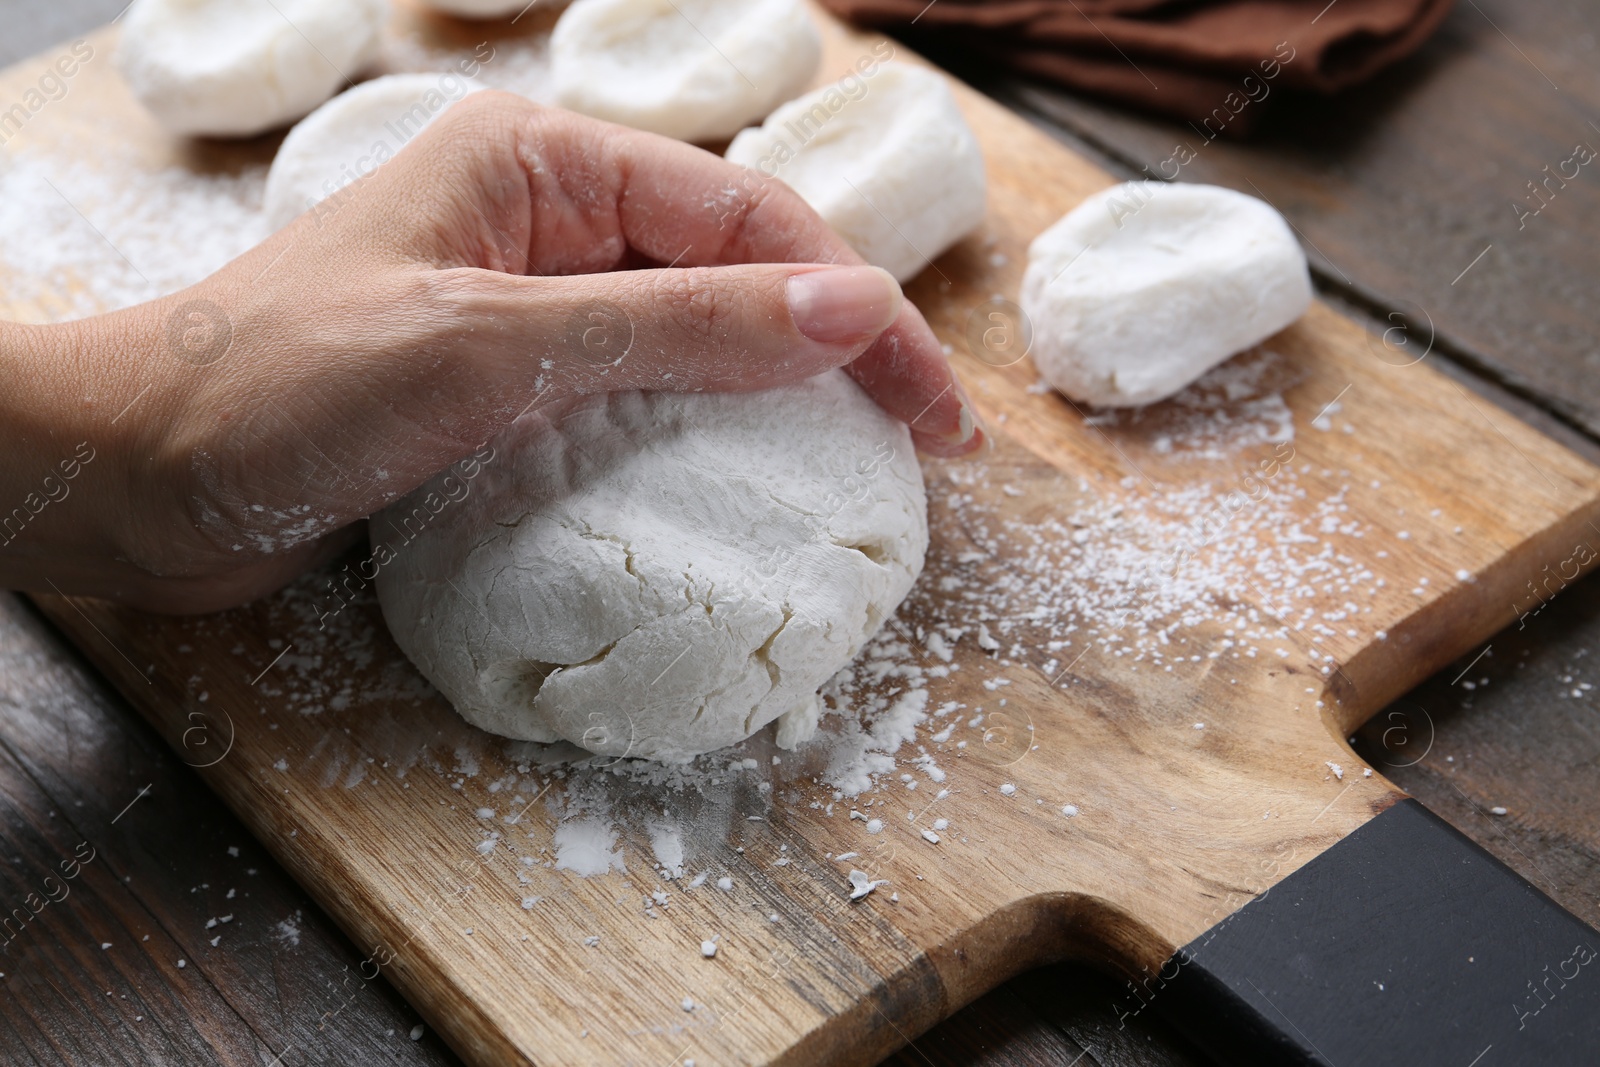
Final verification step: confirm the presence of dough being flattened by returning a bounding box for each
[374,371,927,763]
[551,0,821,142]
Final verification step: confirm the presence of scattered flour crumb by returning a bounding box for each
[848,869,887,900]
[275,916,301,947]
[648,822,685,879]
[553,819,625,877]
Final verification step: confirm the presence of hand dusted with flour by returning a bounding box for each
[373,371,928,762]
[0,94,978,610]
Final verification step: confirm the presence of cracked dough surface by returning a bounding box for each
[373,371,927,763]
[116,0,387,138]
[550,0,820,142]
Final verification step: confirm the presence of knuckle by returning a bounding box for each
[435,89,544,137]
[751,174,810,221]
[724,173,820,255]
[418,266,498,323]
[711,166,849,268]
[653,269,746,344]
[420,92,554,174]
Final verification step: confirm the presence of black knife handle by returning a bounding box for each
[1157,799,1600,1066]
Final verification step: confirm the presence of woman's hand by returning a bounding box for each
[0,92,981,613]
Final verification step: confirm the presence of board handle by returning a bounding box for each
[1155,799,1600,1066]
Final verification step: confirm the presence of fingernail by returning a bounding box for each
[941,368,980,443]
[942,403,977,446]
[787,266,903,344]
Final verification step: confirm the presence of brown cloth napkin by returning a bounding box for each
[816,0,1456,133]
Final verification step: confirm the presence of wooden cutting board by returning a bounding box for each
[6,6,1600,1066]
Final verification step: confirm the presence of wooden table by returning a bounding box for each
[2,1,1597,1063]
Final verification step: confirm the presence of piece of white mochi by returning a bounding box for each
[412,0,532,15]
[725,63,986,283]
[1020,181,1312,407]
[550,0,821,143]
[116,0,387,138]
[373,371,927,764]
[264,73,484,231]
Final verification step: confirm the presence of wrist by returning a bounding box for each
[0,318,108,583]
[0,303,194,597]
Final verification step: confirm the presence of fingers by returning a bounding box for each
[169,260,907,534]
[534,107,982,449]
[427,261,905,399]
[843,301,984,458]
[357,94,980,450]
[160,97,983,580]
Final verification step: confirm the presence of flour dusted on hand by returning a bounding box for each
[116,0,388,138]
[373,371,927,763]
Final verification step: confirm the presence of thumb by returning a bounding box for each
[430,262,905,402]
[148,261,907,569]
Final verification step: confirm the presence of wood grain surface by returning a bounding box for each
[0,593,463,1066]
[0,586,1218,1067]
[4,5,1600,1067]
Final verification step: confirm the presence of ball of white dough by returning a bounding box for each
[726,63,986,283]
[264,73,484,231]
[412,0,532,16]
[373,371,928,764]
[1020,181,1312,407]
[551,0,821,143]
[116,0,388,138]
